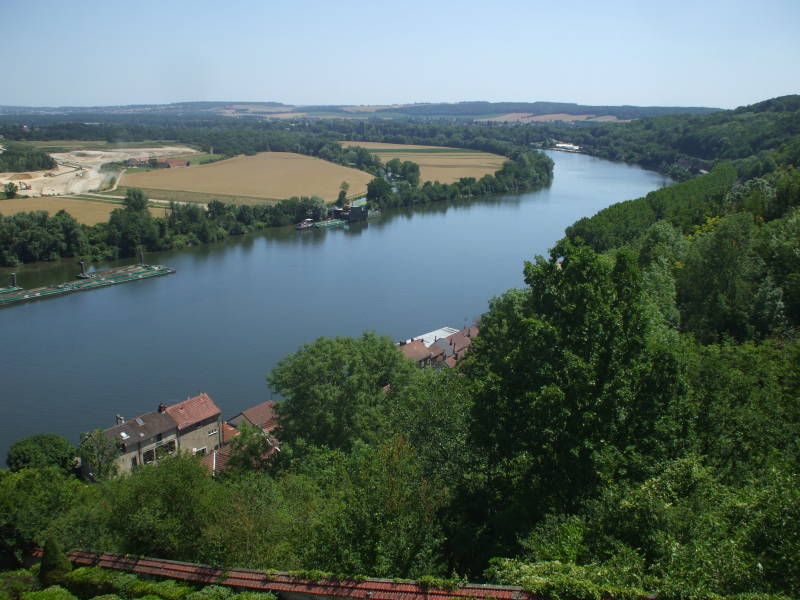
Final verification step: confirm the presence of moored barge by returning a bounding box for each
[0,263,176,307]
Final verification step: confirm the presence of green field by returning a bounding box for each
[23,140,180,152]
[103,186,281,206]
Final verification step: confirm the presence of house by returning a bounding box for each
[228,400,278,434]
[398,325,478,369]
[398,338,445,367]
[157,158,190,168]
[125,156,150,167]
[102,409,178,475]
[164,392,223,457]
[97,392,223,476]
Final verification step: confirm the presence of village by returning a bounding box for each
[96,323,478,478]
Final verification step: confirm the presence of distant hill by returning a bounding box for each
[0,100,720,122]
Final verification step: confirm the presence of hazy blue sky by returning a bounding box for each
[3,0,798,109]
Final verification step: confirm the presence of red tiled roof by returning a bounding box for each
[446,325,478,355]
[222,422,240,443]
[41,551,531,600]
[162,158,189,168]
[398,339,436,362]
[242,401,277,430]
[200,446,233,476]
[165,393,221,430]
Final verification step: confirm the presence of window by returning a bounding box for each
[193,447,207,456]
[208,428,218,436]
[143,449,155,464]
[131,456,137,468]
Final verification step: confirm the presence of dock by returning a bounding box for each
[0,263,176,307]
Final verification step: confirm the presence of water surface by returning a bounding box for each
[0,151,670,457]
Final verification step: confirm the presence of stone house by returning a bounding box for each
[100,392,223,475]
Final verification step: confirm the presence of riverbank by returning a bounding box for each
[0,151,670,459]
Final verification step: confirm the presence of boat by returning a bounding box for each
[295,218,315,231]
[313,219,346,229]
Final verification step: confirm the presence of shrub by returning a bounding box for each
[22,586,78,600]
[119,580,192,600]
[185,587,232,600]
[63,568,118,599]
[0,570,39,600]
[39,540,72,588]
[232,593,276,600]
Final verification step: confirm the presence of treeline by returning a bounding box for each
[0,142,56,172]
[372,100,720,120]
[542,95,800,179]
[0,190,332,266]
[366,151,553,210]
[566,162,739,251]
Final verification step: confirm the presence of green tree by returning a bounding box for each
[270,332,416,451]
[105,455,225,561]
[308,437,447,577]
[462,241,688,566]
[336,181,350,207]
[366,177,392,205]
[6,435,74,474]
[122,188,147,212]
[226,422,275,472]
[5,183,17,199]
[38,537,71,588]
[77,430,118,481]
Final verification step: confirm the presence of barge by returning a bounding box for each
[0,263,176,307]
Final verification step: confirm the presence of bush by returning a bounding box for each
[0,570,39,600]
[63,568,118,599]
[39,540,71,588]
[184,587,232,600]
[231,593,275,600]
[119,580,192,600]
[22,587,78,600]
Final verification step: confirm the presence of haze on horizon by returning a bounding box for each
[2,0,799,110]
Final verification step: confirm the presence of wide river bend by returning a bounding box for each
[0,151,670,458]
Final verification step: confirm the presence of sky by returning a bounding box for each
[2,0,799,109]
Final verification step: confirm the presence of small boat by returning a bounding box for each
[295,218,315,230]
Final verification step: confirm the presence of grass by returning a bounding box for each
[103,186,282,206]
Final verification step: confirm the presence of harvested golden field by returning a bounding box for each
[121,152,373,202]
[0,197,167,225]
[340,141,507,184]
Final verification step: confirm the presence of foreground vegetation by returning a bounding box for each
[2,96,799,599]
[0,561,277,600]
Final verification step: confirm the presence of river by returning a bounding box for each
[0,151,671,458]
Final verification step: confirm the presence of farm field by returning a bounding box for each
[24,140,179,153]
[106,186,281,206]
[340,141,507,184]
[120,152,373,203]
[0,196,168,225]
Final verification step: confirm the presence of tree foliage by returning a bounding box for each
[6,435,74,475]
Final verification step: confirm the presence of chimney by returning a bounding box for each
[115,414,125,425]
[158,402,167,413]
[79,261,86,276]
